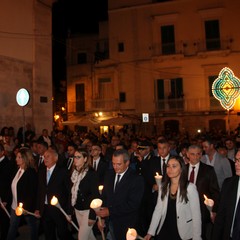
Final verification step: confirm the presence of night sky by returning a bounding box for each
[52,0,108,109]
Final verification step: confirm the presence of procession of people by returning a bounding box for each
[0,125,240,240]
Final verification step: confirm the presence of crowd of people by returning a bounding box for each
[0,124,240,240]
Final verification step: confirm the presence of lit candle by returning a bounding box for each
[90,198,105,240]
[50,196,79,231]
[203,194,214,212]
[98,185,104,195]
[154,172,162,185]
[90,198,103,211]
[50,196,58,206]
[126,228,144,240]
[15,203,24,216]
[15,202,36,217]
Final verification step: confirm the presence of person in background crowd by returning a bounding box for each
[212,150,240,240]
[65,143,78,172]
[7,148,38,240]
[216,144,236,176]
[201,138,232,189]
[145,156,202,240]
[91,143,108,185]
[36,141,48,172]
[38,129,52,147]
[71,148,99,240]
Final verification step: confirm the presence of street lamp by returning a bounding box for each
[16,88,30,144]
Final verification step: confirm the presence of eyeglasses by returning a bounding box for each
[73,156,82,159]
[235,158,240,164]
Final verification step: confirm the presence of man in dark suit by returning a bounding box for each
[0,144,15,240]
[96,149,144,240]
[35,148,73,240]
[186,145,219,240]
[91,143,108,185]
[212,150,240,240]
[36,140,48,172]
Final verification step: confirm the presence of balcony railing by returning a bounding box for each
[151,37,233,57]
[67,99,120,113]
[155,97,223,112]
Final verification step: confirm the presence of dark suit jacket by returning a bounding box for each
[95,157,108,185]
[212,175,240,240]
[37,165,72,215]
[187,162,220,224]
[16,167,38,212]
[102,168,144,240]
[73,168,99,220]
[0,157,15,204]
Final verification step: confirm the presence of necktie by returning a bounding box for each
[189,166,195,183]
[93,161,97,171]
[46,169,51,184]
[39,156,43,167]
[114,174,121,192]
[67,157,73,170]
[232,197,240,240]
[162,159,166,176]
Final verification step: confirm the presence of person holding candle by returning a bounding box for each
[145,156,202,240]
[6,147,38,240]
[96,149,145,240]
[186,145,219,240]
[71,147,99,240]
[35,148,74,240]
[212,150,240,240]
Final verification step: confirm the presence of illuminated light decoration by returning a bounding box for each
[212,67,240,110]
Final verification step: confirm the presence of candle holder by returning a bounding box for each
[154,172,162,185]
[90,198,105,240]
[50,196,79,231]
[98,185,104,195]
[0,197,10,218]
[126,228,144,240]
[15,203,37,217]
[203,194,214,212]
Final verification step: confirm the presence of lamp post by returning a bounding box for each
[16,88,30,144]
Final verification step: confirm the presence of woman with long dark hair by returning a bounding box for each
[145,156,202,240]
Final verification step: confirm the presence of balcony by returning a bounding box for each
[155,97,223,113]
[151,37,233,57]
[67,99,120,113]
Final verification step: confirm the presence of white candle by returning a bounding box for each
[155,172,162,185]
[203,194,214,212]
[98,185,104,195]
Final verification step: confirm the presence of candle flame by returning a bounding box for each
[19,202,23,208]
[98,185,104,191]
[203,194,208,201]
[156,172,159,176]
[50,196,58,206]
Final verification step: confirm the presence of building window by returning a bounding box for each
[119,92,126,102]
[76,83,85,112]
[205,20,220,50]
[118,42,124,52]
[161,25,175,55]
[77,53,87,64]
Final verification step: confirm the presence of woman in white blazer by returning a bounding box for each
[145,156,202,240]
